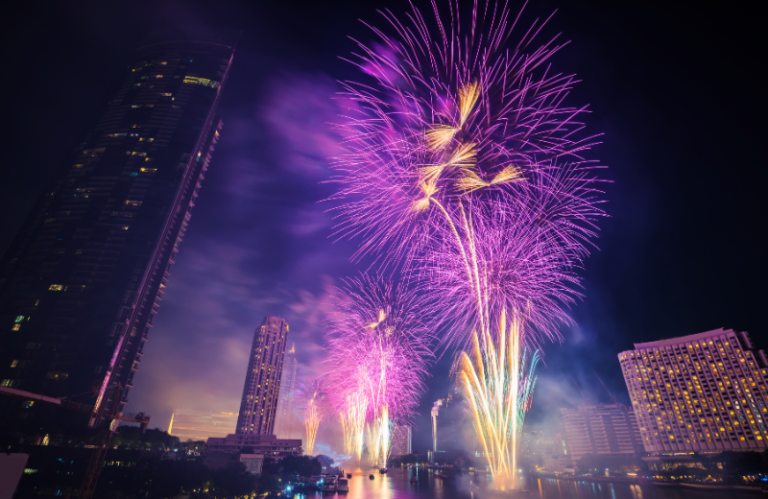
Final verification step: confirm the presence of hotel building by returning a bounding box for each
[561,403,644,460]
[206,316,301,457]
[391,424,412,458]
[235,316,289,435]
[619,328,768,453]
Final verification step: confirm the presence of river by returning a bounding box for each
[293,467,760,499]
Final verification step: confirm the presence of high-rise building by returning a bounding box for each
[619,328,768,453]
[274,343,296,437]
[391,424,412,458]
[560,403,644,460]
[0,31,237,431]
[236,316,289,436]
[431,393,461,453]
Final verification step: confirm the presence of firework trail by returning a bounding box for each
[325,275,434,466]
[330,0,605,484]
[296,378,325,456]
[457,309,539,489]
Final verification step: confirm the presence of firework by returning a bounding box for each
[329,1,605,484]
[330,1,605,344]
[297,378,325,456]
[457,309,539,489]
[324,275,434,466]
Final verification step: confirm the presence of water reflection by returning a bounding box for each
[293,469,758,499]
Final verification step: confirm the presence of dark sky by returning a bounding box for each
[1,0,765,454]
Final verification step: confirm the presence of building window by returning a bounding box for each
[11,324,20,331]
[46,372,69,380]
[48,284,65,291]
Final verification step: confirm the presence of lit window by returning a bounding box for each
[124,200,142,207]
[46,372,68,380]
[11,324,20,331]
[183,76,220,88]
[15,315,24,323]
[48,284,65,291]
[1,379,14,387]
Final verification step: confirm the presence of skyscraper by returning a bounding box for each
[0,31,237,431]
[274,343,296,437]
[236,316,289,436]
[391,424,412,458]
[619,328,768,453]
[560,403,644,460]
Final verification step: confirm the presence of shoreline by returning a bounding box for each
[530,473,763,494]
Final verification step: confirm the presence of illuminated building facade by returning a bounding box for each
[235,316,289,435]
[619,328,768,453]
[274,343,296,437]
[0,31,237,430]
[391,423,412,458]
[206,433,302,458]
[560,404,643,460]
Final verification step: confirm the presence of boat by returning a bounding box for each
[346,473,352,478]
[336,478,349,493]
[369,474,375,479]
[321,478,337,493]
[310,476,324,489]
[379,467,389,474]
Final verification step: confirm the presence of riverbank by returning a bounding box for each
[531,473,763,494]
[530,472,639,484]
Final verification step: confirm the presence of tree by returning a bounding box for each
[278,455,322,477]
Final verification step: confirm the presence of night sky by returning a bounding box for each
[1,0,765,454]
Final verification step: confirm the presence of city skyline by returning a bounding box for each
[0,0,763,457]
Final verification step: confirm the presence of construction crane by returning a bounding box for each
[0,384,149,499]
[570,375,592,405]
[594,372,619,405]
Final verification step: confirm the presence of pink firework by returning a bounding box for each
[324,275,434,462]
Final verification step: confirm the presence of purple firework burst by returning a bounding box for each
[329,1,606,345]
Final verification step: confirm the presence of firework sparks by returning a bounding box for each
[325,275,434,466]
[329,1,606,484]
[330,1,605,344]
[458,309,539,488]
[297,378,325,456]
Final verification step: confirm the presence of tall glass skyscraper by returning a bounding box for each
[236,316,289,436]
[0,31,237,432]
